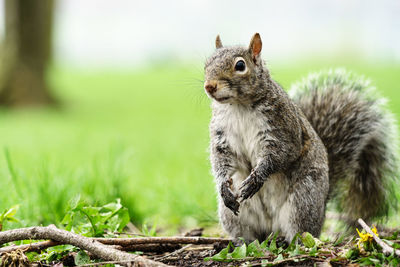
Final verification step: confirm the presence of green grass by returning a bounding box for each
[0,60,399,232]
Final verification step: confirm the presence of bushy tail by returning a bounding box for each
[289,69,398,222]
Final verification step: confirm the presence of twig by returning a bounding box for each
[112,243,181,253]
[0,235,229,254]
[154,244,193,261]
[0,241,180,254]
[93,236,231,245]
[75,259,149,267]
[358,218,400,257]
[0,240,60,254]
[0,224,169,266]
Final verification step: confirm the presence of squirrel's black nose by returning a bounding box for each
[204,81,217,94]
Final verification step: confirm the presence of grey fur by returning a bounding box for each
[290,69,398,223]
[204,35,398,242]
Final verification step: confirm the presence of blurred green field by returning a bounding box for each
[0,60,399,233]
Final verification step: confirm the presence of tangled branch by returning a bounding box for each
[0,225,169,266]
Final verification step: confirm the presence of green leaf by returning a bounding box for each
[288,243,303,257]
[61,212,74,231]
[5,217,19,223]
[358,257,378,266]
[102,198,122,212]
[81,206,102,219]
[46,251,59,262]
[142,222,157,237]
[62,198,131,237]
[268,232,279,254]
[345,248,359,259]
[47,244,75,253]
[26,252,39,262]
[3,205,19,219]
[247,240,266,257]
[74,250,91,265]
[68,195,81,210]
[300,232,316,248]
[205,247,230,262]
[0,205,20,230]
[103,207,130,233]
[389,257,399,266]
[116,207,130,231]
[388,231,399,240]
[308,246,318,257]
[392,243,400,249]
[230,243,247,259]
[333,233,346,246]
[286,233,300,252]
[204,242,235,262]
[261,233,274,249]
[273,254,284,262]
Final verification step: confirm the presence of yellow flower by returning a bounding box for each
[356,225,378,250]
[371,225,379,237]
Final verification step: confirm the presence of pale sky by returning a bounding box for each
[1,0,400,67]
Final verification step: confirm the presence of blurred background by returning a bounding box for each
[0,0,399,233]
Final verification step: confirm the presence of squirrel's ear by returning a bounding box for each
[249,33,262,62]
[215,35,223,49]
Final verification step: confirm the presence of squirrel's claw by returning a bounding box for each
[220,183,240,215]
[239,177,263,202]
[224,191,240,215]
[230,201,240,216]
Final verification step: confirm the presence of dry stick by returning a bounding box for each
[154,244,193,261]
[93,236,231,245]
[357,218,400,257]
[0,236,230,254]
[75,259,150,267]
[0,241,180,254]
[112,243,181,253]
[0,225,170,267]
[0,240,60,254]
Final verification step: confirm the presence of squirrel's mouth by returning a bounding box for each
[214,96,231,102]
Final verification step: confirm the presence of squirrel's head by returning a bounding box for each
[204,33,268,104]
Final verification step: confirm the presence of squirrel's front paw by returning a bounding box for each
[239,176,263,202]
[220,181,240,215]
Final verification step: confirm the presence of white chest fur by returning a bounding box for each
[217,104,267,168]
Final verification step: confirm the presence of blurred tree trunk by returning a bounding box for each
[0,0,56,106]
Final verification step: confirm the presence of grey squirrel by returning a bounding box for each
[204,33,398,242]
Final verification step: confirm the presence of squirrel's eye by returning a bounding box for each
[234,60,246,72]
